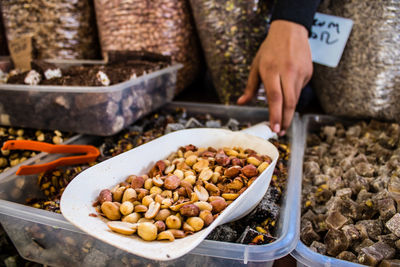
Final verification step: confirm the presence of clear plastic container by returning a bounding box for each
[291,114,373,267]
[0,60,181,136]
[0,102,303,266]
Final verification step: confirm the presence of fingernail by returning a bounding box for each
[237,95,245,103]
[279,130,286,136]
[273,124,280,133]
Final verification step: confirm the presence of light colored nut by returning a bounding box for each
[194,201,213,211]
[101,201,121,220]
[184,150,195,158]
[242,164,258,178]
[132,201,141,206]
[222,193,239,200]
[112,186,126,202]
[145,202,161,219]
[199,168,213,181]
[136,188,149,201]
[227,178,244,190]
[161,190,172,198]
[173,169,184,180]
[150,186,163,195]
[225,148,239,157]
[177,149,184,158]
[169,201,193,211]
[122,212,141,223]
[199,210,214,226]
[155,194,164,204]
[193,159,209,172]
[172,158,184,165]
[257,162,270,173]
[247,156,262,167]
[185,155,198,166]
[138,218,154,223]
[154,220,166,233]
[191,192,199,202]
[137,222,158,241]
[134,205,148,213]
[165,164,175,174]
[131,175,145,189]
[157,230,175,241]
[214,166,223,174]
[164,175,181,190]
[205,182,219,193]
[161,198,173,209]
[248,177,257,187]
[183,222,195,232]
[211,172,221,184]
[107,221,137,235]
[120,201,134,216]
[177,161,191,171]
[173,191,179,202]
[98,189,112,204]
[142,195,154,207]
[186,217,204,232]
[194,185,209,202]
[184,170,196,177]
[184,175,196,185]
[224,166,241,178]
[180,204,200,217]
[210,198,227,213]
[177,187,187,197]
[122,188,137,203]
[155,209,171,221]
[169,229,185,239]
[144,179,153,190]
[166,215,182,229]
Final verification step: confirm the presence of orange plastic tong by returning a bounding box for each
[1,140,100,175]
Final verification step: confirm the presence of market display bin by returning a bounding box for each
[291,114,388,267]
[0,102,303,266]
[0,60,181,136]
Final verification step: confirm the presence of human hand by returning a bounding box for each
[237,20,313,136]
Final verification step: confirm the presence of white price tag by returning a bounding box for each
[309,12,353,68]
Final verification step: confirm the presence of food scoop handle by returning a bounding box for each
[2,140,100,175]
[239,122,278,140]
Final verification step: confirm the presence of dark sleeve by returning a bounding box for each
[270,0,321,35]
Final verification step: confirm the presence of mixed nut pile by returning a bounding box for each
[25,107,288,246]
[95,145,272,241]
[0,126,72,174]
[301,120,400,265]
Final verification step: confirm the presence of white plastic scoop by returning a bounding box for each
[61,123,279,261]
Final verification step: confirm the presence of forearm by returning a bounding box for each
[271,0,321,35]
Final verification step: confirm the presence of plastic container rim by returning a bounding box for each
[0,62,183,93]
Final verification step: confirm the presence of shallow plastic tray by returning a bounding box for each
[0,59,181,136]
[0,102,303,266]
[291,114,370,267]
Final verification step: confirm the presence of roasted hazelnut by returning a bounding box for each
[199,210,214,226]
[242,164,258,178]
[164,175,181,190]
[180,204,200,217]
[98,189,112,204]
[210,198,227,213]
[130,175,145,189]
[144,179,153,190]
[224,166,241,178]
[154,220,166,233]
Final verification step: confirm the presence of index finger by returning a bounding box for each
[259,69,283,133]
